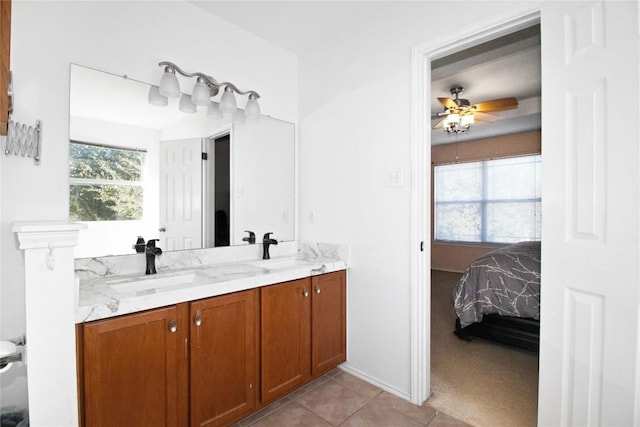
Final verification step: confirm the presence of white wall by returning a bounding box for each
[297,1,538,396]
[1,0,297,410]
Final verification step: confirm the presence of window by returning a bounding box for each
[434,155,541,244]
[69,142,146,221]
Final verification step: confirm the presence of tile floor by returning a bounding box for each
[233,369,471,427]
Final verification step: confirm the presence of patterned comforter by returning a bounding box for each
[453,241,541,328]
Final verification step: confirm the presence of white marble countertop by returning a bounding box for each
[76,255,347,323]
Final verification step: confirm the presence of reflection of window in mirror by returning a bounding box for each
[69,142,146,221]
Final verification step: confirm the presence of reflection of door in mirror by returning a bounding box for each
[159,135,231,250]
[159,138,202,251]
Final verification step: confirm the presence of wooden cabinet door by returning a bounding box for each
[261,278,311,404]
[0,0,10,136]
[311,271,347,376]
[190,290,258,427]
[82,306,181,427]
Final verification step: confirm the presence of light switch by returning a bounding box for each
[385,168,404,186]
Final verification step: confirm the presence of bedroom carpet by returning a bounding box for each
[429,270,539,427]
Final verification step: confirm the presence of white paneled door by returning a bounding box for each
[159,138,203,251]
[538,1,639,425]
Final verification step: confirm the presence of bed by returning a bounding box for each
[452,241,541,351]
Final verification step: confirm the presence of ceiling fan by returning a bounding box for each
[433,86,518,134]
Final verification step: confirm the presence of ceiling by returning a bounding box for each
[98,2,538,146]
[189,1,395,55]
[194,2,541,146]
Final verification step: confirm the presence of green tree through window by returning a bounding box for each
[69,142,145,221]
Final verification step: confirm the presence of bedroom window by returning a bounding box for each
[434,155,541,244]
[69,142,146,221]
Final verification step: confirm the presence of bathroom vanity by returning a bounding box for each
[75,248,347,427]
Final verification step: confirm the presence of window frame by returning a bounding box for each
[433,154,542,244]
[69,141,147,222]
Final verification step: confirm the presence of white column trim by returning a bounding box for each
[14,221,86,249]
[13,220,85,427]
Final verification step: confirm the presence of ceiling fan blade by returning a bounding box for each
[432,118,446,129]
[471,97,518,113]
[438,97,457,109]
[473,112,499,123]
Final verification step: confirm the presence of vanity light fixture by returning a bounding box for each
[179,93,197,114]
[151,61,261,121]
[207,102,223,119]
[148,86,168,106]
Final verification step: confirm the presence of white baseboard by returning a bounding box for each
[338,363,412,402]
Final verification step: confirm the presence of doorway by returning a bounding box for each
[409,8,541,417]
[203,132,231,248]
[428,25,541,426]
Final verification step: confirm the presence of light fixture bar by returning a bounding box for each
[157,61,260,100]
[153,61,261,121]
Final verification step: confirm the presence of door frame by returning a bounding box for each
[409,8,541,405]
[202,125,233,247]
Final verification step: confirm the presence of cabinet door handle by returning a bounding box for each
[303,288,309,298]
[194,312,202,327]
[169,320,177,333]
[315,286,321,294]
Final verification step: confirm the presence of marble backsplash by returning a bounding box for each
[74,241,350,279]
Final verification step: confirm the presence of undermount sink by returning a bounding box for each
[107,271,213,294]
[200,263,267,276]
[249,258,311,271]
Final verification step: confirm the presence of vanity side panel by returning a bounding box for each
[0,0,10,135]
[75,323,85,427]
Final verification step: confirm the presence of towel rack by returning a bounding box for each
[5,119,41,164]
[3,71,42,165]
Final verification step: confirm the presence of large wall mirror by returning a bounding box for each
[69,64,295,258]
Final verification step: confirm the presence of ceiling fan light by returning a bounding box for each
[159,67,180,98]
[445,113,460,125]
[179,93,197,113]
[461,114,474,127]
[148,85,168,106]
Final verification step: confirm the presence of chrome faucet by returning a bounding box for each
[262,232,278,260]
[145,239,162,274]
